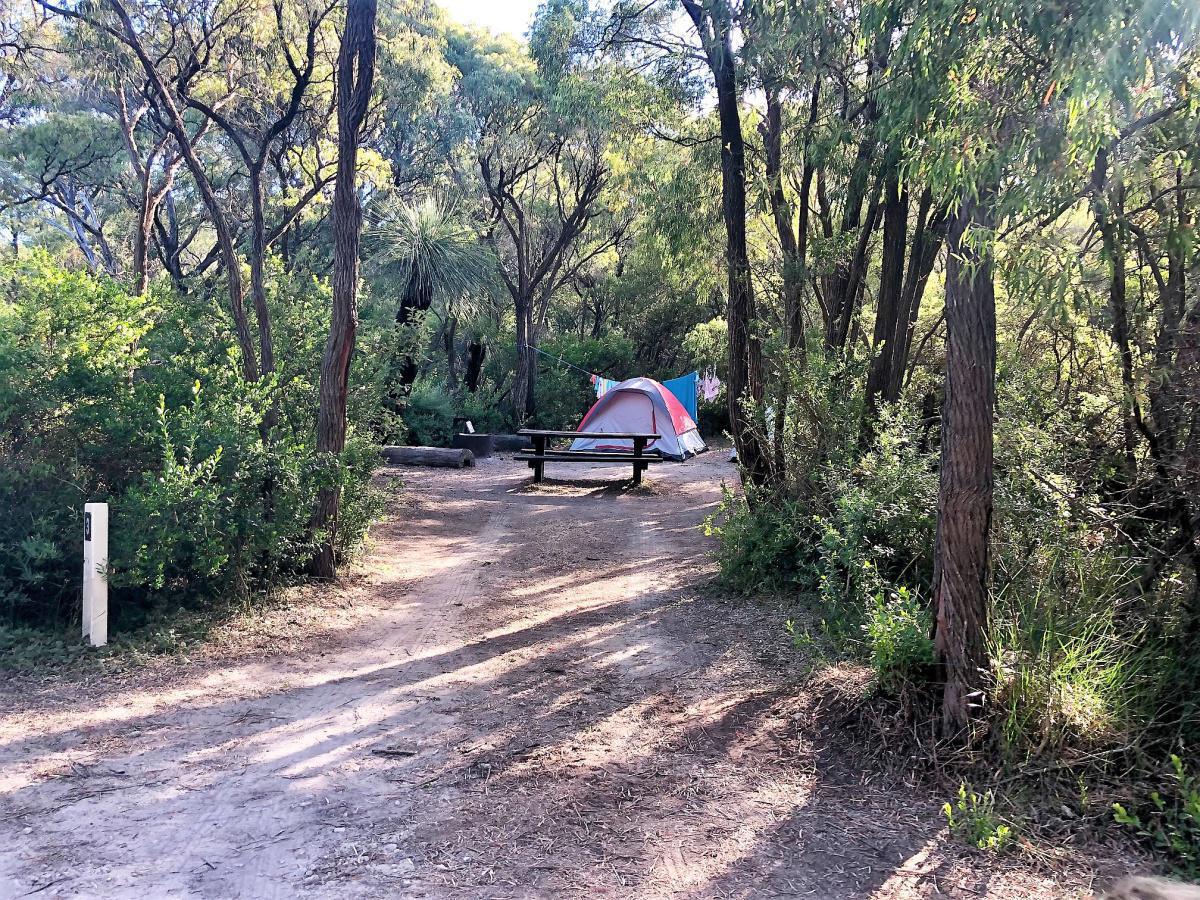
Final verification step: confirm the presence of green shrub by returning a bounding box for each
[456,391,510,435]
[402,379,456,446]
[532,333,636,430]
[703,484,809,593]
[943,784,1017,852]
[0,254,382,634]
[1114,755,1200,878]
[864,587,936,691]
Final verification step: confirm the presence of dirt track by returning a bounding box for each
[0,454,1104,898]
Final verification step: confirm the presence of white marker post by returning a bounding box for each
[82,502,108,647]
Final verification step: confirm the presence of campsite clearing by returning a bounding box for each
[0,455,1120,898]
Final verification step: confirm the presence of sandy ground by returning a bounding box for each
[0,453,1112,898]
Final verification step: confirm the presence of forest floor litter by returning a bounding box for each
[0,454,1134,897]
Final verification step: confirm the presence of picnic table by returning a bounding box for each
[516,429,663,485]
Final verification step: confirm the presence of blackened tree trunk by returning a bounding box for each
[312,0,377,579]
[395,268,434,390]
[464,340,487,393]
[862,172,908,439]
[681,0,769,485]
[932,192,997,735]
[885,189,947,402]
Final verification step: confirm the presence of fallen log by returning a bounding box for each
[380,446,475,468]
[493,433,533,452]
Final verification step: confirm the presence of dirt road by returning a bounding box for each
[0,454,1099,898]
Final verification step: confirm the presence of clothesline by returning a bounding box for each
[517,343,608,380]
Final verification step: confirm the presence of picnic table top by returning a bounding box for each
[518,429,661,440]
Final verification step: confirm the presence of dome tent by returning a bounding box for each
[571,377,707,461]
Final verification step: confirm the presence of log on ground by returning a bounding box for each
[380,446,476,468]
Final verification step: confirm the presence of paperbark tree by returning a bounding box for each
[931,192,996,734]
[312,0,377,578]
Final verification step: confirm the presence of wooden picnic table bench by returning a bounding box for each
[516,429,663,485]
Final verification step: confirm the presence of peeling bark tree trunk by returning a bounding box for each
[932,192,996,735]
[312,0,377,579]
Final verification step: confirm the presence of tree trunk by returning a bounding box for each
[762,79,819,479]
[249,169,276,377]
[886,189,946,402]
[513,297,536,424]
[133,163,155,296]
[682,0,768,484]
[862,173,908,438]
[395,269,433,390]
[443,315,458,384]
[932,192,996,735]
[312,0,377,579]
[464,340,486,393]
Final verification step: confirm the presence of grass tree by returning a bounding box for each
[367,196,499,390]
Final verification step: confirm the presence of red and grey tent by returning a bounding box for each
[571,377,707,461]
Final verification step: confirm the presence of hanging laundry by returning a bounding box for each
[700,368,722,402]
[591,374,618,398]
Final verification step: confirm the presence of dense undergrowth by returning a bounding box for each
[705,345,1200,868]
[0,255,384,649]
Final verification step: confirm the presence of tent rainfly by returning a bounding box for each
[571,377,707,461]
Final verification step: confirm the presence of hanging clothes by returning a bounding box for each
[590,374,619,398]
[661,372,699,423]
[700,368,722,402]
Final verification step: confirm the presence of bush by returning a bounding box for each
[0,255,382,633]
[1114,755,1200,878]
[710,345,1196,769]
[704,485,809,594]
[944,784,1017,852]
[402,378,456,446]
[864,587,936,691]
[532,333,636,430]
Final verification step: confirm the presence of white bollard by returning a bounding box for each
[82,502,108,647]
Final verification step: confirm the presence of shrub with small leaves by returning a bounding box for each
[943,784,1016,852]
[1114,755,1200,878]
[864,587,936,691]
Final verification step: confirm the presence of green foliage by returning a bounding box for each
[864,588,936,692]
[944,785,1017,853]
[456,391,508,435]
[532,333,636,430]
[402,378,457,446]
[0,255,381,633]
[366,196,499,315]
[1113,755,1200,878]
[703,484,808,594]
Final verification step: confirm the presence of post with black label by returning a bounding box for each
[82,502,108,647]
